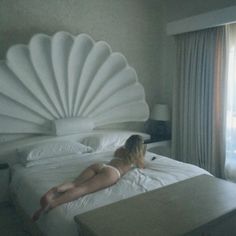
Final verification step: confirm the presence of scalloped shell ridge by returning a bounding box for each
[0,31,149,133]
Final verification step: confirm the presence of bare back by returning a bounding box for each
[108,147,134,176]
[108,158,133,176]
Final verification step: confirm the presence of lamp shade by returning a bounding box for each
[150,104,170,121]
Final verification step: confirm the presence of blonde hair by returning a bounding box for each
[124,135,146,168]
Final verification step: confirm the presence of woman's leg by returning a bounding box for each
[41,163,101,204]
[32,164,102,221]
[32,187,59,221]
[32,208,45,222]
[73,163,101,186]
[50,168,119,209]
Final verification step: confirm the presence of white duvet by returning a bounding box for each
[10,151,211,236]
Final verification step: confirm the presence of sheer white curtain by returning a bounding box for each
[225,23,236,181]
[172,26,227,177]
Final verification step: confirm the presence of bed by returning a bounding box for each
[0,31,211,236]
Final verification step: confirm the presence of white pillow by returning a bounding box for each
[17,140,93,165]
[22,154,84,168]
[82,132,149,152]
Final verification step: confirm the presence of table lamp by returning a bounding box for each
[149,104,171,140]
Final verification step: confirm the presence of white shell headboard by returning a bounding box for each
[0,31,149,136]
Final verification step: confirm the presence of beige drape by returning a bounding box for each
[172,26,227,178]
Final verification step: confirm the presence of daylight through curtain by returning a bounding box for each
[172,26,227,177]
[225,23,236,180]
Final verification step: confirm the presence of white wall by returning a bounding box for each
[0,0,165,131]
[165,0,236,22]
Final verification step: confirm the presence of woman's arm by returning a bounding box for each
[136,159,145,169]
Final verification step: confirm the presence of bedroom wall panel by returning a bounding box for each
[0,0,165,132]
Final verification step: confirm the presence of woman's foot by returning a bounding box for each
[32,208,44,222]
[31,204,52,222]
[40,188,58,207]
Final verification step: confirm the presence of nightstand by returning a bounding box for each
[0,163,10,203]
[145,139,171,157]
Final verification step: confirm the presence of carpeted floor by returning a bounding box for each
[0,202,31,236]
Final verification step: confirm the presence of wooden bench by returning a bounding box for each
[75,175,236,236]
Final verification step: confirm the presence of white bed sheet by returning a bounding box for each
[10,151,211,236]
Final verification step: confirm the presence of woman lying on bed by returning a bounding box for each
[32,134,146,221]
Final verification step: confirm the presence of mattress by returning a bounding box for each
[10,151,211,236]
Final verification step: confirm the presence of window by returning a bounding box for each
[225,24,236,181]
